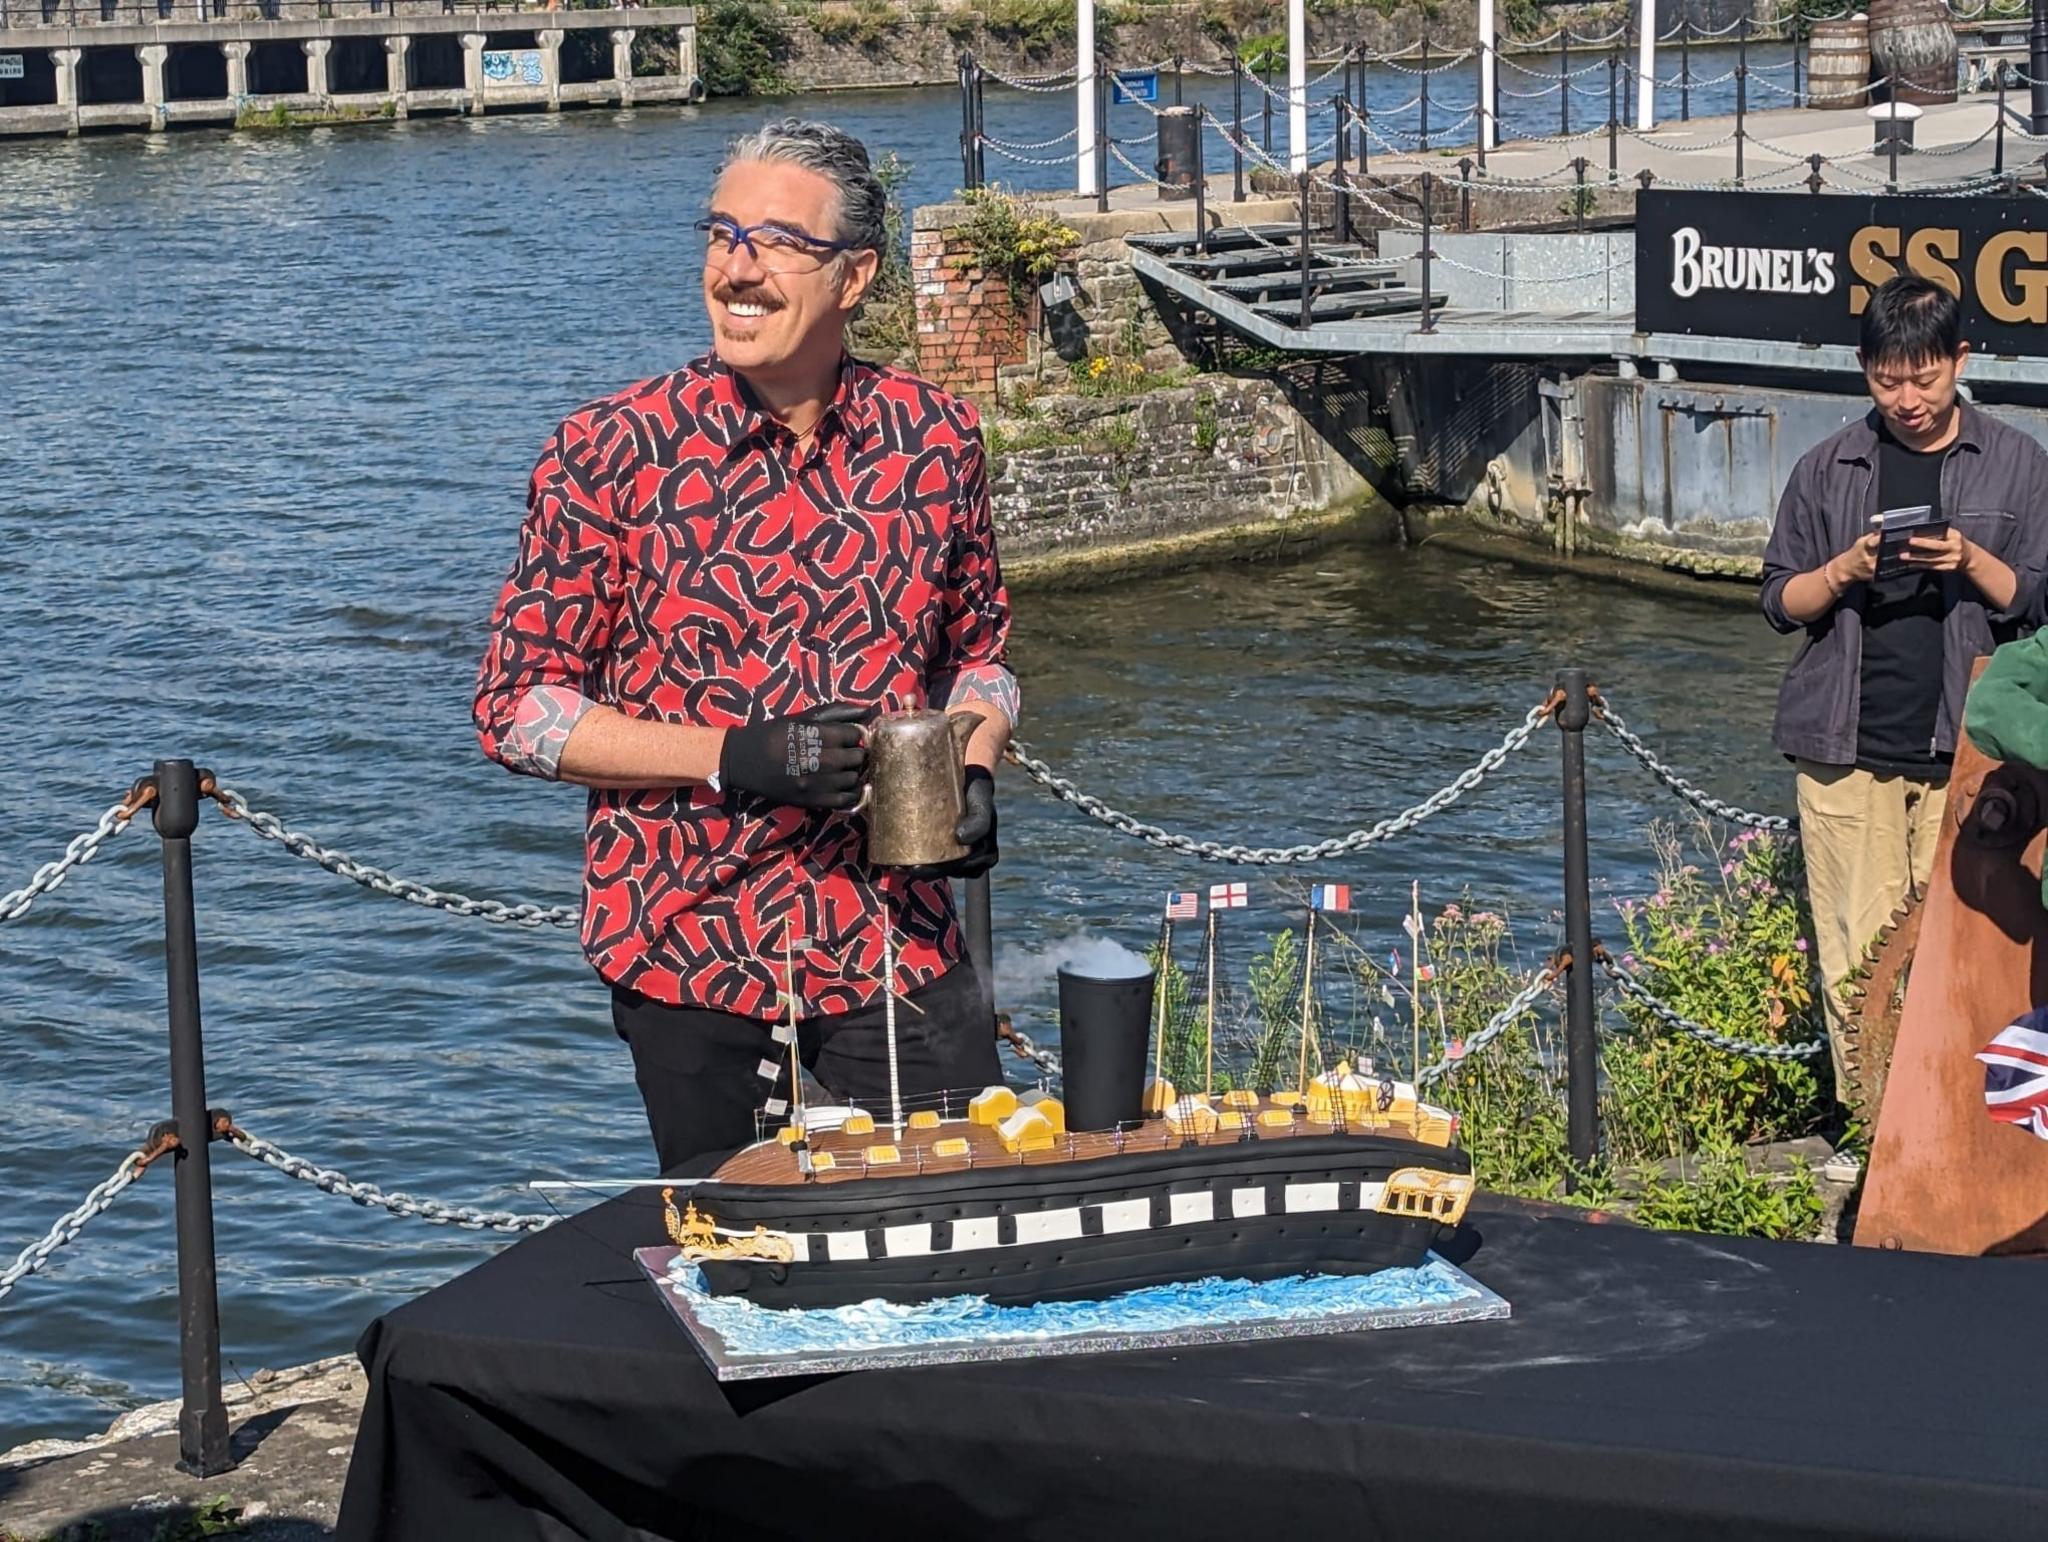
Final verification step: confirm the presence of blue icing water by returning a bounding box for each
[669,1257,1482,1358]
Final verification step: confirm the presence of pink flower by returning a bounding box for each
[1447,1037,1467,1059]
[1442,903,1464,921]
[1795,938,1810,953]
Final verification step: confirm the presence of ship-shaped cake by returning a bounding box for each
[663,913,1475,1310]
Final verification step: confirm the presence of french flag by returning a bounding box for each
[1977,1008,2048,1141]
[1311,883,1351,912]
[1209,882,1249,910]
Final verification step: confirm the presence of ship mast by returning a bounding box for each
[1204,905,1217,1099]
[883,919,904,1139]
[781,925,806,1130]
[1151,914,1172,1106]
[1296,908,1318,1096]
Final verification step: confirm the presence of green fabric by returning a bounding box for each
[1963,632,2048,909]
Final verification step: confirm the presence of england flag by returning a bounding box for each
[1977,1008,2048,1141]
[1311,883,1352,912]
[1209,882,1249,910]
[1165,891,1200,921]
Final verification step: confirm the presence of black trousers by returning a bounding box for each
[612,963,1004,1173]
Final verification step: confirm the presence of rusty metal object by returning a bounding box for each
[1857,662,2048,1257]
[863,709,978,868]
[1839,891,1924,1125]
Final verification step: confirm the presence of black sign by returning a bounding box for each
[1634,189,2048,357]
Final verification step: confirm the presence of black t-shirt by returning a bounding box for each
[1856,430,1949,778]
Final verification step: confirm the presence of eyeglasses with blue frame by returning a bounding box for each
[696,215,857,272]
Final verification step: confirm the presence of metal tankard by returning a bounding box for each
[861,709,981,868]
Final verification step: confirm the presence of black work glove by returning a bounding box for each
[718,703,875,810]
[905,765,999,880]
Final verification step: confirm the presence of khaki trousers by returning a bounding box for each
[1793,760,1948,1092]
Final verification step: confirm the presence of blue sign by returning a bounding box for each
[1112,70,1157,105]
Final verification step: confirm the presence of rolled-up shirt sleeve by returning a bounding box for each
[926,421,1021,725]
[473,409,627,779]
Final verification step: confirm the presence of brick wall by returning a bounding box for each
[910,223,1036,399]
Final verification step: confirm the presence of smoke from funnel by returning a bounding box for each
[1053,936,1153,981]
[995,932,1153,999]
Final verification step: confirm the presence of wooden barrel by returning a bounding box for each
[1807,15,1872,110]
[1868,0,1958,106]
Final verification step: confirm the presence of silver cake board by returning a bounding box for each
[635,1245,1510,1382]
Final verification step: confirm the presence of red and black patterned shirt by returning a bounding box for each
[474,354,1018,1021]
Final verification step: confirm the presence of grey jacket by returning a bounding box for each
[1760,402,2048,767]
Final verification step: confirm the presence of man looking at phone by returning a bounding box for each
[1763,274,2048,1107]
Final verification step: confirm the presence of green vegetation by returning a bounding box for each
[234,101,395,130]
[698,0,794,96]
[980,0,1077,51]
[1191,391,1221,454]
[952,185,1081,287]
[847,150,918,367]
[813,0,905,50]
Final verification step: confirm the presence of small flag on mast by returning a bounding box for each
[1209,882,1249,910]
[1310,884,1351,912]
[1165,891,1200,921]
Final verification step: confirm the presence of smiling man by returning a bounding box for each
[474,119,1017,1171]
[1761,274,2048,1116]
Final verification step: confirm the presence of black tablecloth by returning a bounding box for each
[335,1194,2046,1541]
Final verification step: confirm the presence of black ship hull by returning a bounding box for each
[689,1132,1469,1310]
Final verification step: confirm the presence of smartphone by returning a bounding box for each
[1871,505,1948,581]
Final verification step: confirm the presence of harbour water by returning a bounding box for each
[1,81,1790,1447]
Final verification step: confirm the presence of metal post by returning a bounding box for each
[965,873,995,1030]
[1097,69,1111,214]
[971,62,986,190]
[1420,32,1431,150]
[1173,51,1183,105]
[1359,84,1371,177]
[1233,53,1246,202]
[1459,154,1473,229]
[1559,27,1570,135]
[1555,671,1599,1182]
[1297,169,1313,329]
[155,759,231,1478]
[1887,87,1899,193]
[1262,56,1274,151]
[958,51,975,190]
[1573,154,1587,230]
[1478,37,1491,165]
[1792,14,1803,108]
[1998,69,2009,175]
[2033,0,2048,136]
[1607,49,1618,181]
[1680,17,1690,121]
[1419,169,1436,334]
[1808,150,1825,193]
[1735,15,1747,188]
[1333,94,1349,241]
[1193,103,1209,252]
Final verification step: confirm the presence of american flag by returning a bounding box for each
[1209,882,1249,910]
[1311,883,1351,912]
[1165,891,1200,921]
[1977,1008,2048,1140]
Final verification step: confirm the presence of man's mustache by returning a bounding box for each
[712,284,784,310]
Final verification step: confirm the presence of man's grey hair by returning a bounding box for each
[720,118,888,255]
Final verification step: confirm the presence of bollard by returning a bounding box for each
[1192,104,1208,251]
[1156,104,1200,201]
[1572,154,1588,231]
[1559,28,1570,136]
[1808,151,1825,193]
[1735,15,1747,188]
[1232,52,1246,202]
[1680,16,1690,122]
[1420,32,1432,151]
[971,62,987,189]
[1297,169,1313,329]
[155,759,231,1478]
[1418,169,1437,335]
[965,873,996,1031]
[958,51,975,190]
[1554,672,1600,1182]
[1458,155,1473,230]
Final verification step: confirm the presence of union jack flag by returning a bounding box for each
[1209,882,1249,910]
[1311,884,1351,912]
[1977,1008,2048,1141]
[1165,891,1200,921]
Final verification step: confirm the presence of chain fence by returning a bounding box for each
[1,1135,175,1305]
[1006,695,1558,865]
[0,787,153,926]
[225,1128,559,1234]
[1598,949,1829,1060]
[1590,698,1797,833]
[1414,965,1560,1086]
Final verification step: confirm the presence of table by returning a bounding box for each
[336,1193,2048,1541]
